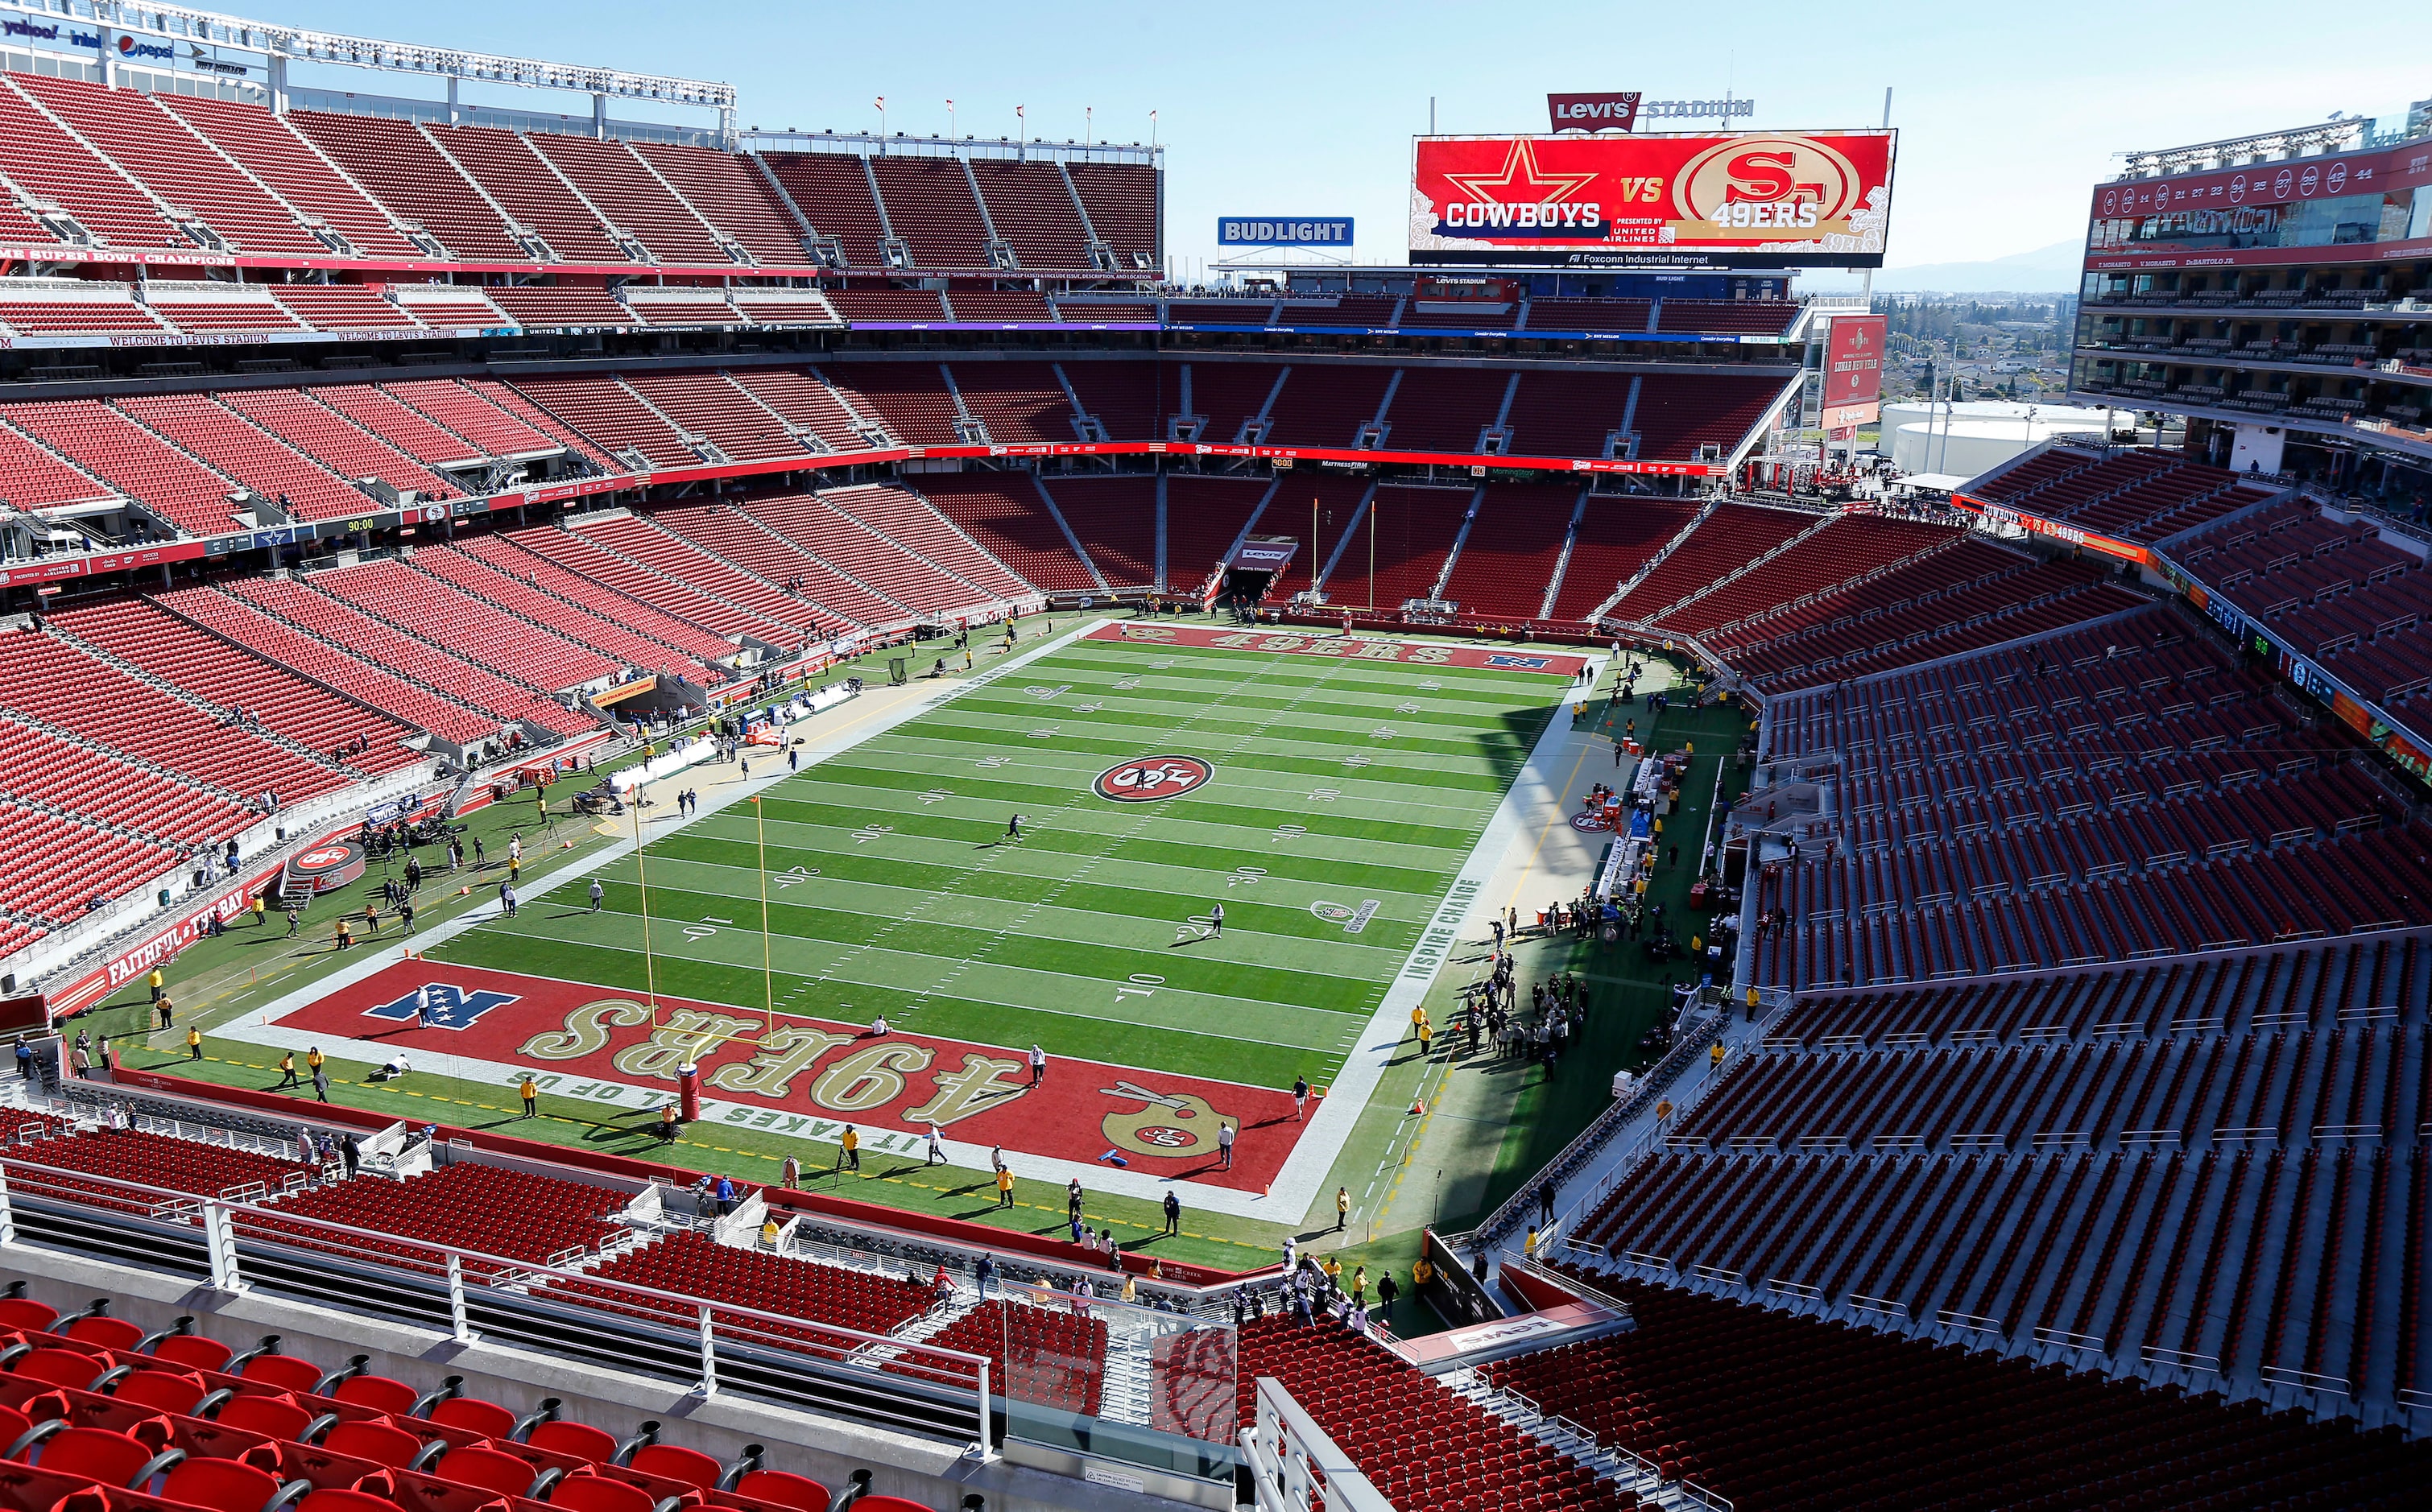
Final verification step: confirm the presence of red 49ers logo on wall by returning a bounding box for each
[1094,754,1214,803]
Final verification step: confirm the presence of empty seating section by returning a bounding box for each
[738,492,978,616]
[1053,300,1156,323]
[625,291,748,328]
[391,287,511,328]
[0,400,241,534]
[0,715,257,845]
[1165,300,1276,327]
[1630,374,1790,460]
[468,380,611,465]
[945,290,1052,323]
[1653,299,1800,336]
[917,1302,1106,1415]
[1235,1317,1628,1512]
[114,394,367,523]
[1163,479,1271,593]
[1037,479,1155,589]
[16,75,323,257]
[1399,300,1518,332]
[143,292,306,333]
[457,533,738,664]
[619,373,812,462]
[1524,298,1653,334]
[1379,368,1508,452]
[867,159,992,269]
[266,286,420,332]
[481,286,639,329]
[1444,484,1579,619]
[1059,360,1165,441]
[0,78,183,251]
[161,585,498,746]
[151,94,422,259]
[290,112,526,262]
[1505,371,1633,458]
[1264,366,1392,448]
[1180,362,1282,444]
[0,288,167,335]
[1657,514,1957,637]
[516,523,799,648]
[652,502,891,630]
[1061,163,1158,270]
[816,485,1031,602]
[242,1161,627,1275]
[1265,477,1370,602]
[633,141,809,267]
[412,546,715,680]
[223,576,586,734]
[830,364,964,444]
[512,377,690,467]
[0,799,175,924]
[728,291,842,326]
[425,123,622,262]
[760,155,891,268]
[825,289,948,324]
[1607,503,1818,623]
[1279,297,1399,328]
[48,596,420,775]
[916,474,1099,593]
[573,1230,937,1341]
[0,627,341,804]
[726,369,870,452]
[217,390,461,501]
[1495,1273,2431,1510]
[5,1126,313,1211]
[2170,498,2432,707]
[570,515,820,646]
[966,160,1091,269]
[0,418,114,509]
[382,380,560,460]
[315,559,617,694]
[1318,485,1466,610]
[1551,497,1699,620]
[524,134,726,267]
[948,362,1075,443]
[311,385,486,468]
[1976,446,2276,543]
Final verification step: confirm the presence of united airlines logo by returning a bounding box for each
[366,983,522,1031]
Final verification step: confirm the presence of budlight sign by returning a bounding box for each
[1217,217,1354,248]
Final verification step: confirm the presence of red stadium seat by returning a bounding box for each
[519,1425,614,1468]
[727,1472,825,1512]
[159,1456,286,1512]
[110,1373,209,1419]
[10,1423,162,1486]
[234,1358,322,1397]
[327,1379,419,1419]
[846,1499,930,1512]
[151,1337,235,1375]
[213,1396,317,1444]
[298,1492,409,1512]
[544,1474,654,1512]
[421,1399,515,1444]
[6,1349,106,1394]
[59,1318,144,1353]
[618,1448,714,1492]
[425,1447,535,1500]
[0,1301,61,1335]
[319,1422,424,1472]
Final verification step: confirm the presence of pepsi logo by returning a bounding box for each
[1093,754,1214,803]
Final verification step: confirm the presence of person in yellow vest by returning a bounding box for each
[1408,1006,1428,1043]
[184,1027,202,1062]
[519,1075,539,1119]
[1335,1186,1350,1232]
[659,1101,678,1142]
[276,1051,298,1089]
[1417,1018,1433,1056]
[1412,1255,1434,1292]
[1711,1039,1726,1068]
[147,966,164,1004]
[1746,985,1761,1018]
[995,1165,1015,1208]
[1656,1097,1673,1122]
[760,1215,780,1250]
[250,894,267,927]
[840,1124,861,1171]
[1524,1226,1538,1258]
[306,1046,325,1077]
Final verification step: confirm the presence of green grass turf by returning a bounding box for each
[430,636,1566,1096]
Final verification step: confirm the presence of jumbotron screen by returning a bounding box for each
[1410,130,1896,268]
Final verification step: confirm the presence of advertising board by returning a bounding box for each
[1410,130,1895,268]
[1820,312,1888,430]
[1217,217,1354,247]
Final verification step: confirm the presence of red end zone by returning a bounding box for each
[278,962,1302,1191]
[1090,622,1590,675]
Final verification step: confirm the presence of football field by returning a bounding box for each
[254,623,1587,1210]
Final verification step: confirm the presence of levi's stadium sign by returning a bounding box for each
[1549,92,1640,132]
[1410,130,1896,269]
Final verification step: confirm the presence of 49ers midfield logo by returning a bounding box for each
[1094,754,1214,803]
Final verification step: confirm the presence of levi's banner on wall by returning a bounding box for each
[1410,130,1896,268]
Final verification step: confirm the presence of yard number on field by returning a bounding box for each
[851,824,893,844]
[1228,865,1268,888]
[685,915,731,942]
[1117,973,1164,1002]
[775,865,822,889]
[1273,824,1308,844]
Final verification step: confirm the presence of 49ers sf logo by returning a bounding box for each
[1674,134,1866,232]
[1094,754,1213,803]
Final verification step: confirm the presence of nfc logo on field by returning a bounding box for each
[366,983,522,1031]
[1484,653,1551,669]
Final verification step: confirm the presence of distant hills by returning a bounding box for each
[1867,239,2086,295]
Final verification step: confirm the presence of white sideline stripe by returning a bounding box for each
[219,621,1591,1223]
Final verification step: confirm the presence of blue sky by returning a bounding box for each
[260,0,2426,283]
